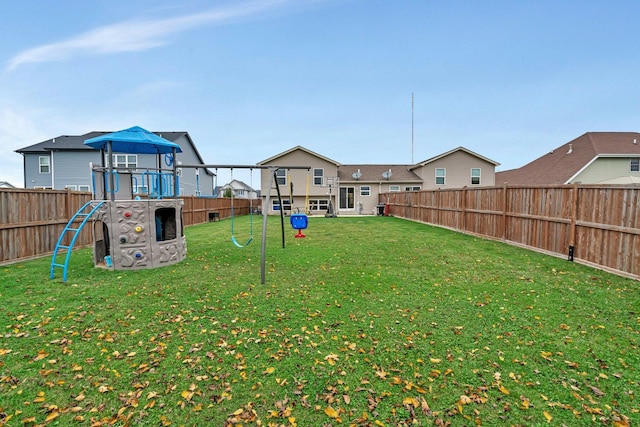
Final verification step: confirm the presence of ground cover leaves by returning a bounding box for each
[0,216,638,426]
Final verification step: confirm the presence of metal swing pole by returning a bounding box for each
[260,169,276,284]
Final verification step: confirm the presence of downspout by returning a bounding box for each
[108,141,115,201]
[172,148,178,198]
[157,152,163,198]
[50,151,55,189]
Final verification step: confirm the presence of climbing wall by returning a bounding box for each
[94,199,187,270]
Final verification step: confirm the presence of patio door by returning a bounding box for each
[339,187,355,210]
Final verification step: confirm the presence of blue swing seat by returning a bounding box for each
[290,213,308,230]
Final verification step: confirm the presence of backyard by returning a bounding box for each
[0,216,638,426]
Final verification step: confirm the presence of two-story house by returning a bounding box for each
[217,179,259,199]
[496,132,640,185]
[15,130,215,196]
[258,146,341,215]
[258,145,499,215]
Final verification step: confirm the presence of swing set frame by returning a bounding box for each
[179,163,310,284]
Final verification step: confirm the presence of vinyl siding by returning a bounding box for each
[417,150,496,189]
[20,134,215,196]
[570,157,640,184]
[259,149,339,214]
[24,153,52,188]
[260,150,339,198]
[53,150,102,189]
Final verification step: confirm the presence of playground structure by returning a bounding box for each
[50,126,310,284]
[50,127,186,282]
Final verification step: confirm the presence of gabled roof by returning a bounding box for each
[15,132,107,153]
[257,145,340,166]
[412,146,500,169]
[15,130,214,176]
[222,179,256,191]
[496,132,640,185]
[0,181,16,188]
[338,164,422,182]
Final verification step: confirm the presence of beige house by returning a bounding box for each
[411,146,499,188]
[258,145,499,216]
[258,146,340,215]
[496,132,640,185]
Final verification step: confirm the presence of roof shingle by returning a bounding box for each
[496,132,640,185]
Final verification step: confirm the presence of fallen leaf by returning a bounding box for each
[324,406,338,418]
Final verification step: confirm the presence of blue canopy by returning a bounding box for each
[84,126,182,154]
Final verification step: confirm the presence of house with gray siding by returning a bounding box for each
[15,131,215,196]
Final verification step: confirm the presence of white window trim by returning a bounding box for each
[39,156,50,174]
[435,168,446,185]
[360,185,371,196]
[471,168,481,185]
[111,154,138,168]
[313,168,324,186]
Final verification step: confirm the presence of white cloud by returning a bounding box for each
[5,0,298,71]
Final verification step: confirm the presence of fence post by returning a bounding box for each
[461,186,467,231]
[502,183,508,241]
[568,183,578,261]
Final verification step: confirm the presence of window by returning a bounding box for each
[471,168,481,185]
[39,156,50,173]
[136,184,149,194]
[236,189,245,197]
[435,168,445,185]
[631,158,640,172]
[389,185,401,192]
[308,199,329,212]
[313,168,324,186]
[360,186,371,196]
[405,186,421,191]
[275,169,287,186]
[64,185,77,190]
[78,185,91,192]
[112,154,137,168]
[272,199,291,211]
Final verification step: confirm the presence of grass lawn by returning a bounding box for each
[1,215,638,426]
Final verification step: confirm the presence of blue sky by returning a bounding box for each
[2,0,639,187]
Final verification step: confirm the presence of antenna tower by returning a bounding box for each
[411,92,414,164]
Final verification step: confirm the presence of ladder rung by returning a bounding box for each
[52,263,65,268]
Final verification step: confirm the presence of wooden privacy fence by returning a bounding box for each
[0,189,255,265]
[382,184,640,280]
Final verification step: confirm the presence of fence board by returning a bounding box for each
[0,189,258,265]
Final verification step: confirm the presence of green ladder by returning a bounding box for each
[50,200,105,282]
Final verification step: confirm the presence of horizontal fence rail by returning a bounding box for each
[382,184,640,280]
[0,189,256,265]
